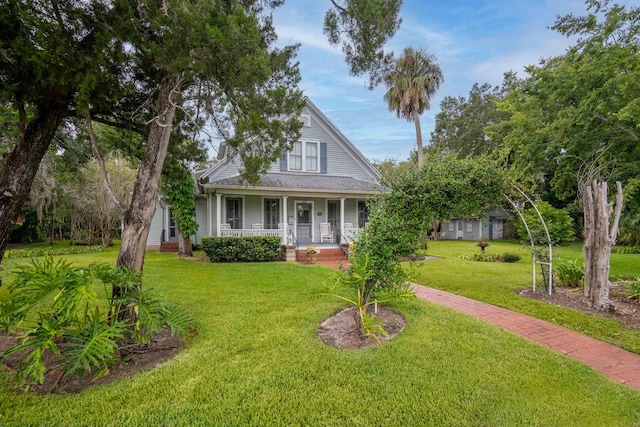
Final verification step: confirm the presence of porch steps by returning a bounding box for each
[160,241,179,252]
[296,248,347,262]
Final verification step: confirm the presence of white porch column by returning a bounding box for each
[340,197,345,244]
[282,195,288,245]
[206,193,212,237]
[216,193,222,237]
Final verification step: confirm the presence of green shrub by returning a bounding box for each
[499,253,522,263]
[554,259,584,288]
[513,201,575,245]
[9,205,43,244]
[201,236,281,262]
[459,253,496,262]
[4,245,107,259]
[615,246,640,254]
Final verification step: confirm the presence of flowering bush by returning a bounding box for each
[305,246,317,255]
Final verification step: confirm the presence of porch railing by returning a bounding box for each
[220,229,284,238]
[288,229,298,249]
[343,227,360,242]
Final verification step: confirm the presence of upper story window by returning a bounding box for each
[290,142,303,170]
[288,141,319,172]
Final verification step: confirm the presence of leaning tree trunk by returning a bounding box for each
[114,73,183,323]
[117,73,183,274]
[582,180,623,311]
[177,228,193,258]
[413,112,424,167]
[0,100,68,263]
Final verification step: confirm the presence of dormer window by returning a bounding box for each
[288,141,319,172]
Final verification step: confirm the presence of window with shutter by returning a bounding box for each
[287,140,320,172]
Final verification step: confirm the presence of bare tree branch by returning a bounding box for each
[84,111,127,215]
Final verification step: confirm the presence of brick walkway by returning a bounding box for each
[313,260,640,391]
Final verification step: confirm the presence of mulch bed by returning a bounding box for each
[318,306,406,349]
[519,281,640,330]
[0,328,185,394]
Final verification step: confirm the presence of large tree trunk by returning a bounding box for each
[582,180,623,311]
[0,101,68,263]
[114,73,183,322]
[413,113,424,167]
[177,228,193,258]
[116,73,183,274]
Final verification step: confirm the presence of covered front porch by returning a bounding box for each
[203,192,365,246]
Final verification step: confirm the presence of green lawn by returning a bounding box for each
[1,247,640,425]
[411,240,640,354]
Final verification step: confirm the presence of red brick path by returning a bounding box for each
[312,259,640,391]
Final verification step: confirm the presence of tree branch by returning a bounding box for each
[609,181,623,243]
[67,110,146,135]
[84,111,127,215]
[17,100,26,144]
[595,113,639,141]
[329,0,347,13]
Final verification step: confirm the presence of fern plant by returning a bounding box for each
[0,257,192,389]
[554,259,585,288]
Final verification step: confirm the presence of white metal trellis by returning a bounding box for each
[504,186,554,295]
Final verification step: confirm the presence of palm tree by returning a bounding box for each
[384,47,443,167]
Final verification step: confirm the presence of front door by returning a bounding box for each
[491,218,504,239]
[168,208,177,241]
[296,202,313,243]
[456,220,464,239]
[327,201,339,243]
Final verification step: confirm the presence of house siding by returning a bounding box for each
[261,107,374,180]
[194,197,208,245]
[147,98,382,248]
[148,201,164,246]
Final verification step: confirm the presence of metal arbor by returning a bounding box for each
[504,186,554,295]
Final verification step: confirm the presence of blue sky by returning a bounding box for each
[270,0,600,162]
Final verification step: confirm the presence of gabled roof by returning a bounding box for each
[208,172,384,194]
[303,98,381,180]
[197,97,380,182]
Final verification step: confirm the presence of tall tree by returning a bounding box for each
[383,47,443,167]
[69,152,136,246]
[324,0,403,87]
[492,1,640,205]
[430,77,514,159]
[492,0,639,310]
[0,0,129,262]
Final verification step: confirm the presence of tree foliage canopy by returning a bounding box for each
[430,77,514,159]
[491,1,640,204]
[355,154,508,294]
[324,0,403,88]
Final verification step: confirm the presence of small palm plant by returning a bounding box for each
[0,257,192,389]
[325,253,413,340]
